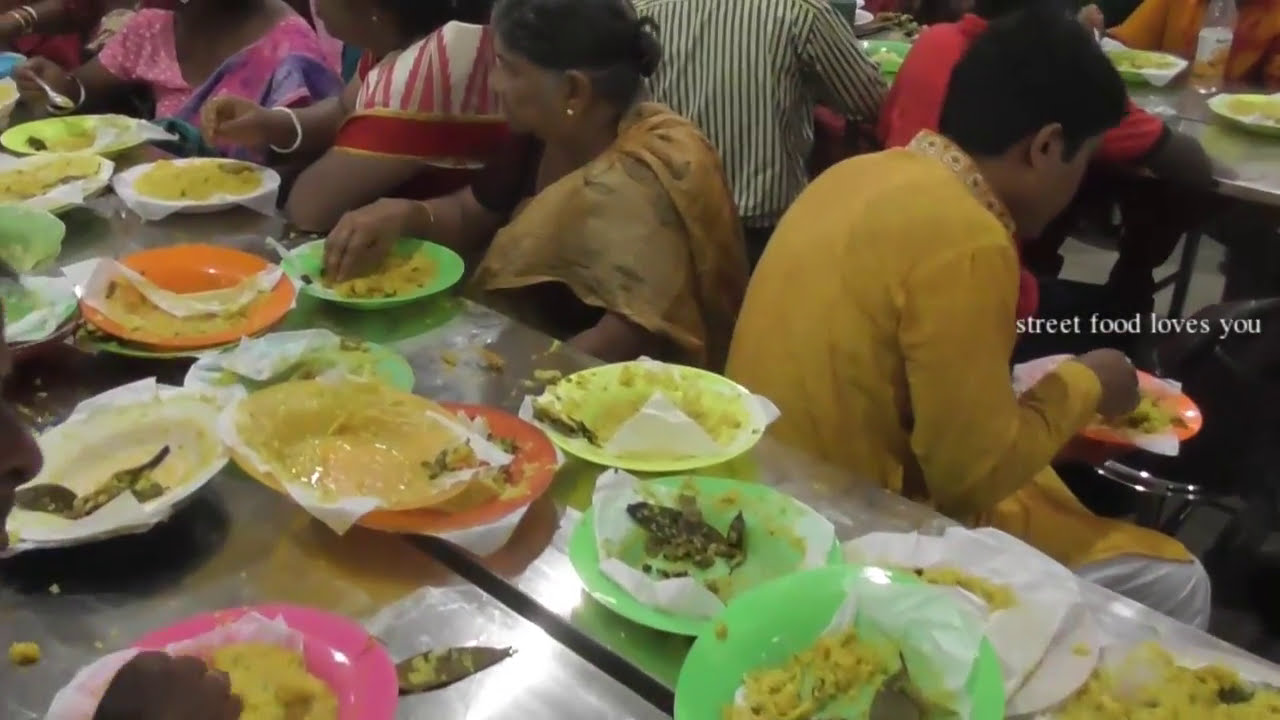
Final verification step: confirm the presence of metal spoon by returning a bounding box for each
[30,76,75,112]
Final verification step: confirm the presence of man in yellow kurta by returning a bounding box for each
[727,9,1211,628]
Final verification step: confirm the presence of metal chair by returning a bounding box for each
[1106,299,1280,561]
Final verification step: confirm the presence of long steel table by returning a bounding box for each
[3,197,1280,718]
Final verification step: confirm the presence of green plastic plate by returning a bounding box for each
[675,563,1007,719]
[862,39,912,75]
[568,475,842,637]
[282,238,466,311]
[1,114,142,155]
[0,206,65,272]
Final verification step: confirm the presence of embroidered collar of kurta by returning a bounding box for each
[907,130,1016,235]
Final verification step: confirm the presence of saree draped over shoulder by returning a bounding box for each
[468,103,749,369]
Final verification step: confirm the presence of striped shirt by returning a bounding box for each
[633,0,886,227]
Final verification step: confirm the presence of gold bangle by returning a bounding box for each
[8,10,31,33]
[18,5,37,26]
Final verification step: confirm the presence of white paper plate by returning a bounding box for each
[111,158,281,218]
[855,8,874,24]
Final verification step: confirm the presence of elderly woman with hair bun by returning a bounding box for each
[322,0,748,370]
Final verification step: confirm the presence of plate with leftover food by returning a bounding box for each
[3,379,227,552]
[675,564,1005,720]
[0,205,65,271]
[45,606,397,720]
[0,152,113,213]
[222,380,551,553]
[282,237,466,310]
[0,77,18,127]
[2,274,77,345]
[69,245,297,351]
[184,328,415,399]
[1,113,173,156]
[569,471,838,635]
[1045,641,1280,719]
[524,358,778,472]
[1101,40,1187,86]
[1208,93,1280,138]
[112,157,281,220]
[1012,354,1201,456]
[845,527,1101,715]
[862,39,911,75]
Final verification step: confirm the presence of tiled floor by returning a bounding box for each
[1059,235,1280,662]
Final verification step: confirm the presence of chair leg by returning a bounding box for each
[1167,230,1203,319]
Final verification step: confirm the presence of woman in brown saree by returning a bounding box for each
[322,0,747,369]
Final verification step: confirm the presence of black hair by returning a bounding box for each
[939,7,1126,160]
[491,0,662,107]
[972,0,1075,20]
[377,0,494,35]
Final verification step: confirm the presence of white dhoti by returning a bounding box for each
[1077,554,1213,630]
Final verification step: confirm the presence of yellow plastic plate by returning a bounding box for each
[531,361,771,473]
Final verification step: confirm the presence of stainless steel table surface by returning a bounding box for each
[1128,85,1280,208]
[0,199,657,719]
[4,197,1280,718]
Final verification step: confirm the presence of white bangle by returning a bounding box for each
[47,76,86,116]
[268,107,302,154]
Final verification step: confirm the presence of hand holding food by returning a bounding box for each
[1076,348,1140,419]
[324,199,427,283]
[1077,4,1104,31]
[201,96,273,147]
[13,58,76,108]
[92,651,243,720]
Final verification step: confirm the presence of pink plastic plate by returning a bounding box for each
[133,604,398,720]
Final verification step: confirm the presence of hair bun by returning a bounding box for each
[634,17,662,78]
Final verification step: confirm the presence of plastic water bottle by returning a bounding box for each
[1190,0,1236,93]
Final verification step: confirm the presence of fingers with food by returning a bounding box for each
[201,96,271,147]
[324,199,425,283]
[92,651,243,720]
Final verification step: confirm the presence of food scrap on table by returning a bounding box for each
[8,641,40,666]
[396,646,515,694]
[1056,643,1280,718]
[133,160,263,202]
[210,643,337,720]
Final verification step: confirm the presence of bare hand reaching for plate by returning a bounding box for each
[92,651,242,720]
[1075,348,1140,419]
[324,199,429,282]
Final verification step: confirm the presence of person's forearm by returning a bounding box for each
[262,98,347,157]
[916,361,1101,518]
[1,0,77,37]
[569,314,655,362]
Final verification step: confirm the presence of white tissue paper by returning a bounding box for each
[63,256,285,320]
[1,275,77,343]
[1012,354,1182,456]
[45,612,304,720]
[0,152,114,212]
[731,574,985,719]
[111,158,282,221]
[592,469,835,620]
[2,379,229,556]
[218,383,517,543]
[844,527,1100,715]
[1100,38,1189,87]
[519,357,780,462]
[184,329,352,403]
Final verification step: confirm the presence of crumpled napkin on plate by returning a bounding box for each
[731,573,984,719]
[183,329,351,403]
[45,612,302,720]
[592,468,835,619]
[1,275,77,343]
[63,256,284,319]
[845,526,1099,715]
[1100,38,1188,87]
[1012,354,1181,456]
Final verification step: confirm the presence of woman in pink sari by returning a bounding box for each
[205,0,506,232]
[13,0,341,161]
